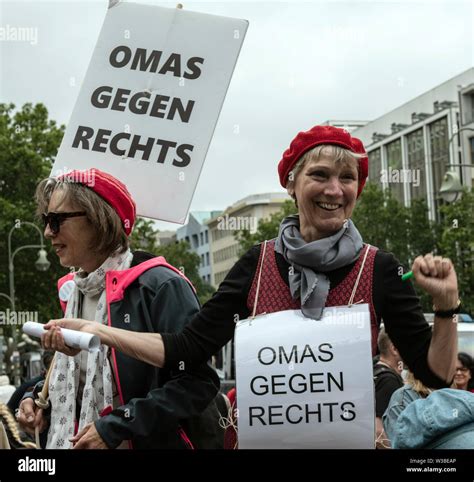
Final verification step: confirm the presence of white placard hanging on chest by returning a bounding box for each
[51,2,248,223]
[235,305,375,449]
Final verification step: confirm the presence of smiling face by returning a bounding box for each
[44,188,103,273]
[453,359,472,390]
[288,146,359,241]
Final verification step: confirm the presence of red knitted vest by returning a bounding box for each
[247,240,379,354]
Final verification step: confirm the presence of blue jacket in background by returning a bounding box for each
[383,386,474,449]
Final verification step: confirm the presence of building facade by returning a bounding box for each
[322,119,368,133]
[459,82,474,168]
[207,192,291,288]
[155,230,176,246]
[352,68,474,220]
[176,211,221,284]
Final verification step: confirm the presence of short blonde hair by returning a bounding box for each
[404,371,433,398]
[286,144,363,194]
[35,177,128,256]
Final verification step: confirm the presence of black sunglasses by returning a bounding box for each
[42,211,87,235]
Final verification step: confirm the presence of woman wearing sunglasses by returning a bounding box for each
[452,353,474,393]
[17,168,220,449]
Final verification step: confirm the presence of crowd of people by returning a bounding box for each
[0,124,471,450]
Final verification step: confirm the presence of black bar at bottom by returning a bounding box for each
[0,449,473,481]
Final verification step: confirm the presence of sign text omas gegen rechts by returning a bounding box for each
[236,308,374,448]
[52,4,248,222]
[72,46,202,167]
[248,342,356,426]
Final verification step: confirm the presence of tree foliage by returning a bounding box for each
[155,240,215,305]
[438,189,474,315]
[130,218,215,305]
[352,183,440,311]
[0,103,213,339]
[0,103,66,336]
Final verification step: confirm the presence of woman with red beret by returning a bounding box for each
[51,126,460,408]
[17,169,220,449]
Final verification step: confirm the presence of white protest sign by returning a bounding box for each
[51,2,248,223]
[235,305,375,449]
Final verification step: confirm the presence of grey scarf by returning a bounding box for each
[274,215,363,320]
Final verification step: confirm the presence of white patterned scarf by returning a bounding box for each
[47,249,133,449]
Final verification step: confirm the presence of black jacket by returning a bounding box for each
[57,251,221,449]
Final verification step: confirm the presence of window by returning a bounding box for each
[460,91,474,125]
[206,252,210,266]
[192,233,199,248]
[406,128,426,200]
[429,117,449,217]
[368,148,382,186]
[205,230,209,244]
[385,139,404,204]
[213,244,240,264]
[215,270,230,286]
[200,232,204,245]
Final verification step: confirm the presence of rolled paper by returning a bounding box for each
[23,321,100,353]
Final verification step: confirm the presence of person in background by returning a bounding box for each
[8,350,54,448]
[452,353,473,393]
[383,371,474,449]
[0,376,16,407]
[17,168,220,449]
[374,327,404,448]
[0,403,36,449]
[7,351,54,415]
[223,387,237,450]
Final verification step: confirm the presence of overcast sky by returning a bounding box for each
[1,0,473,230]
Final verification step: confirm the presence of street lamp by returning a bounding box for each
[35,249,50,272]
[439,170,466,203]
[440,127,474,203]
[7,221,50,313]
[1,221,50,383]
[0,293,14,308]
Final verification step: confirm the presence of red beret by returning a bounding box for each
[58,168,136,235]
[350,136,369,198]
[278,125,369,198]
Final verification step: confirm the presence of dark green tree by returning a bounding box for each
[155,240,215,305]
[130,218,215,305]
[352,183,397,249]
[438,189,474,315]
[0,103,66,334]
[129,217,160,253]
